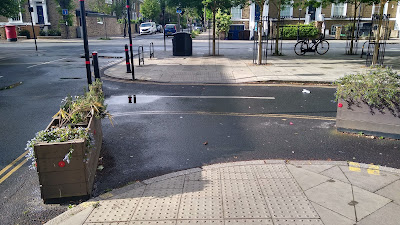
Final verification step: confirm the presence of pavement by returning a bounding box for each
[104,32,400,84]
[46,160,400,225]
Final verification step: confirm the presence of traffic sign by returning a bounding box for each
[176,8,182,14]
[62,9,68,15]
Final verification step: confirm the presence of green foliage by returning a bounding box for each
[216,9,231,35]
[334,67,400,117]
[54,0,74,26]
[281,24,319,39]
[191,29,201,38]
[39,30,46,36]
[140,0,161,21]
[0,0,26,18]
[19,29,30,38]
[48,29,61,36]
[90,0,113,15]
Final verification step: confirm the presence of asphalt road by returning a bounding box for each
[0,34,399,224]
[93,82,400,197]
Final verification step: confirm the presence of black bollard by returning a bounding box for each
[92,51,100,79]
[133,95,136,103]
[128,95,132,103]
[125,44,131,73]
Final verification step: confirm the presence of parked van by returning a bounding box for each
[140,22,157,35]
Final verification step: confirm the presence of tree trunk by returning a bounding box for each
[258,7,264,64]
[213,8,216,56]
[349,0,357,55]
[275,7,281,55]
[372,0,385,65]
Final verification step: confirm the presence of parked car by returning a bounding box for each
[156,24,163,33]
[164,24,177,37]
[140,22,157,35]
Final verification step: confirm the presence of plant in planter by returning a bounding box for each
[335,67,400,139]
[26,80,111,201]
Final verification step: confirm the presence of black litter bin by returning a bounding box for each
[172,32,192,56]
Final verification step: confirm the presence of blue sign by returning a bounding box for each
[176,9,182,14]
[62,9,68,15]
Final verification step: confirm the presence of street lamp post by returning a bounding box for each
[297,8,302,41]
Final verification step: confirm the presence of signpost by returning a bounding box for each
[79,0,92,85]
[28,5,38,51]
[62,9,68,15]
[126,0,135,80]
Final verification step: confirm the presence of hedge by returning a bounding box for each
[281,24,319,40]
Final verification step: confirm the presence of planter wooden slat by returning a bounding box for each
[34,140,84,159]
[336,100,400,139]
[38,170,87,186]
[40,183,88,199]
[34,114,102,200]
[36,156,85,173]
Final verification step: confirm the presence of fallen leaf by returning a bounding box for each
[97,165,104,171]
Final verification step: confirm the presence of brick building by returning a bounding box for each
[0,0,142,38]
[231,1,400,39]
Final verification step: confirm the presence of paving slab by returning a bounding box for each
[297,165,335,174]
[375,180,400,205]
[86,199,139,223]
[225,219,273,225]
[305,180,356,220]
[311,202,355,225]
[273,219,324,225]
[45,160,400,225]
[339,166,400,192]
[287,164,330,191]
[223,196,270,219]
[320,166,350,184]
[357,203,400,225]
[266,195,319,219]
[178,196,223,219]
[352,185,391,220]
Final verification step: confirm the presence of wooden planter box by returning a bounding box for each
[34,116,102,201]
[336,99,400,139]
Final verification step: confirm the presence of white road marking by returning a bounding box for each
[0,76,3,78]
[138,95,275,100]
[26,58,67,68]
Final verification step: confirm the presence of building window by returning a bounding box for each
[231,6,242,20]
[331,3,346,18]
[280,5,292,18]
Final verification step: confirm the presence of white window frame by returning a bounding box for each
[280,1,293,18]
[231,6,242,20]
[331,3,347,18]
[331,24,342,35]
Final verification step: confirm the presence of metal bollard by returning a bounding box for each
[125,44,131,73]
[92,51,100,79]
[150,42,154,59]
[138,45,144,65]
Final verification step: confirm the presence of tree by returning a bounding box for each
[216,9,232,37]
[203,0,244,56]
[55,0,75,26]
[329,0,378,55]
[140,0,161,21]
[0,0,26,18]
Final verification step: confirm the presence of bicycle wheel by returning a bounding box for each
[294,41,307,55]
[316,41,329,55]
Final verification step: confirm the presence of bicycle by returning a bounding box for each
[294,36,330,56]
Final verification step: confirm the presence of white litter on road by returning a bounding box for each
[302,89,311,94]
